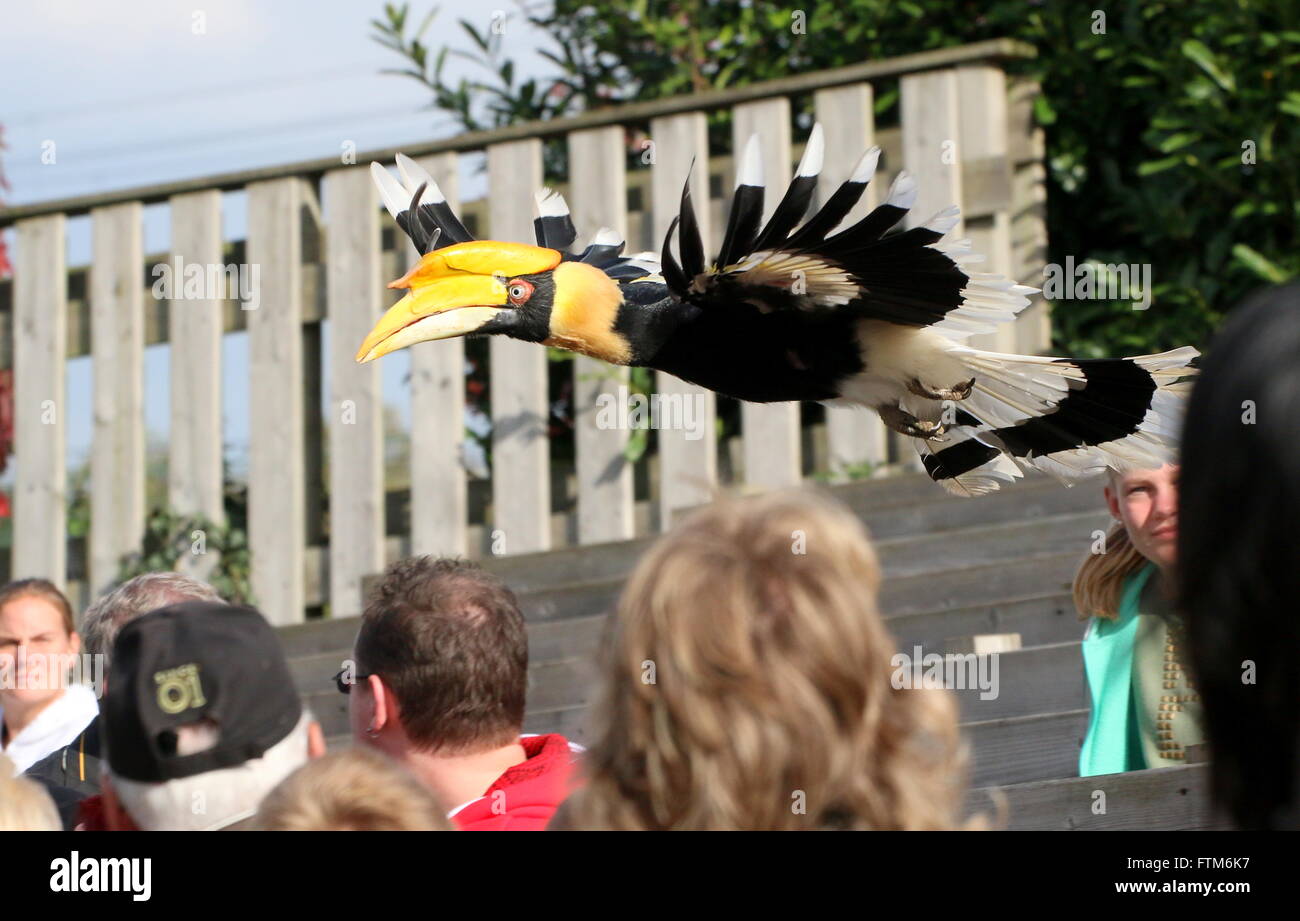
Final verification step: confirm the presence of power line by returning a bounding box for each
[7,61,386,126]
[3,125,464,201]
[11,103,433,164]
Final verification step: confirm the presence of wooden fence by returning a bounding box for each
[0,40,1048,624]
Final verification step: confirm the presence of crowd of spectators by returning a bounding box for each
[1,285,1295,831]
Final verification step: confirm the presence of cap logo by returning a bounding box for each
[154,663,207,715]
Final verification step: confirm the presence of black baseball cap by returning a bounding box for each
[103,601,303,783]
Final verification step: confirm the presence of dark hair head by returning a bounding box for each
[0,579,75,636]
[356,557,527,755]
[1177,282,1300,830]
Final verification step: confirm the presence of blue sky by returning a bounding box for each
[1,0,554,479]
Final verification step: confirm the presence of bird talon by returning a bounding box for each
[907,377,976,401]
[879,405,949,440]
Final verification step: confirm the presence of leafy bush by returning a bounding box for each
[115,506,254,606]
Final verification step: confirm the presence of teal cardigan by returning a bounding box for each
[1078,561,1158,777]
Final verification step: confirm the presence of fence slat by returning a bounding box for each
[88,203,146,597]
[409,154,468,558]
[733,98,801,488]
[814,83,890,479]
[168,191,225,545]
[1008,79,1050,355]
[956,65,1018,355]
[13,216,67,583]
[898,69,964,471]
[325,167,384,618]
[246,178,307,624]
[487,140,550,554]
[901,69,964,234]
[567,127,634,543]
[650,112,718,526]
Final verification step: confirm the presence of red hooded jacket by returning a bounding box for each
[451,734,581,831]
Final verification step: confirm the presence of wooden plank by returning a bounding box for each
[971,764,1229,831]
[898,68,965,471]
[88,203,146,596]
[649,112,718,527]
[324,167,384,618]
[957,65,1018,354]
[167,191,225,552]
[960,155,1014,217]
[1008,78,1051,356]
[967,708,1088,787]
[487,140,550,554]
[408,153,468,558]
[902,68,965,235]
[733,98,801,488]
[814,83,889,478]
[567,127,634,543]
[944,641,1085,722]
[517,702,1088,788]
[246,178,307,625]
[12,216,68,582]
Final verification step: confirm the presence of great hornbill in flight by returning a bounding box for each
[358,125,1197,496]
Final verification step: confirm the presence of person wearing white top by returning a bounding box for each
[0,580,98,775]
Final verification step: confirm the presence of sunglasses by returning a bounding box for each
[334,667,374,695]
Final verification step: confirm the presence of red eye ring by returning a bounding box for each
[506,279,534,304]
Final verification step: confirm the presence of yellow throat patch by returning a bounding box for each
[544,261,631,365]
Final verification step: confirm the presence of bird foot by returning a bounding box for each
[907,377,975,401]
[879,405,949,439]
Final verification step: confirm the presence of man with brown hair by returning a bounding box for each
[342,557,580,830]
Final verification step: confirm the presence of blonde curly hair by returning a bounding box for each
[563,489,977,830]
[253,748,453,831]
[0,755,61,831]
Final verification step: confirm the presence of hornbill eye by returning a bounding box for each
[507,280,534,304]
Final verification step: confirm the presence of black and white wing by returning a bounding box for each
[660,122,1037,337]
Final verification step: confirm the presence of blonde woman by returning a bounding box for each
[1073,463,1201,775]
[254,748,454,831]
[561,489,973,830]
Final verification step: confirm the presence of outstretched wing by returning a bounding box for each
[371,154,661,285]
[659,123,1037,339]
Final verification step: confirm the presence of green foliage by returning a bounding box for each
[1016,1,1298,358]
[375,0,1299,358]
[115,506,254,606]
[811,460,877,484]
[372,3,583,132]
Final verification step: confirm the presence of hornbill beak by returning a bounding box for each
[355,240,561,363]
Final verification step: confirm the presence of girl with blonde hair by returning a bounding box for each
[1073,463,1201,776]
[562,489,973,830]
